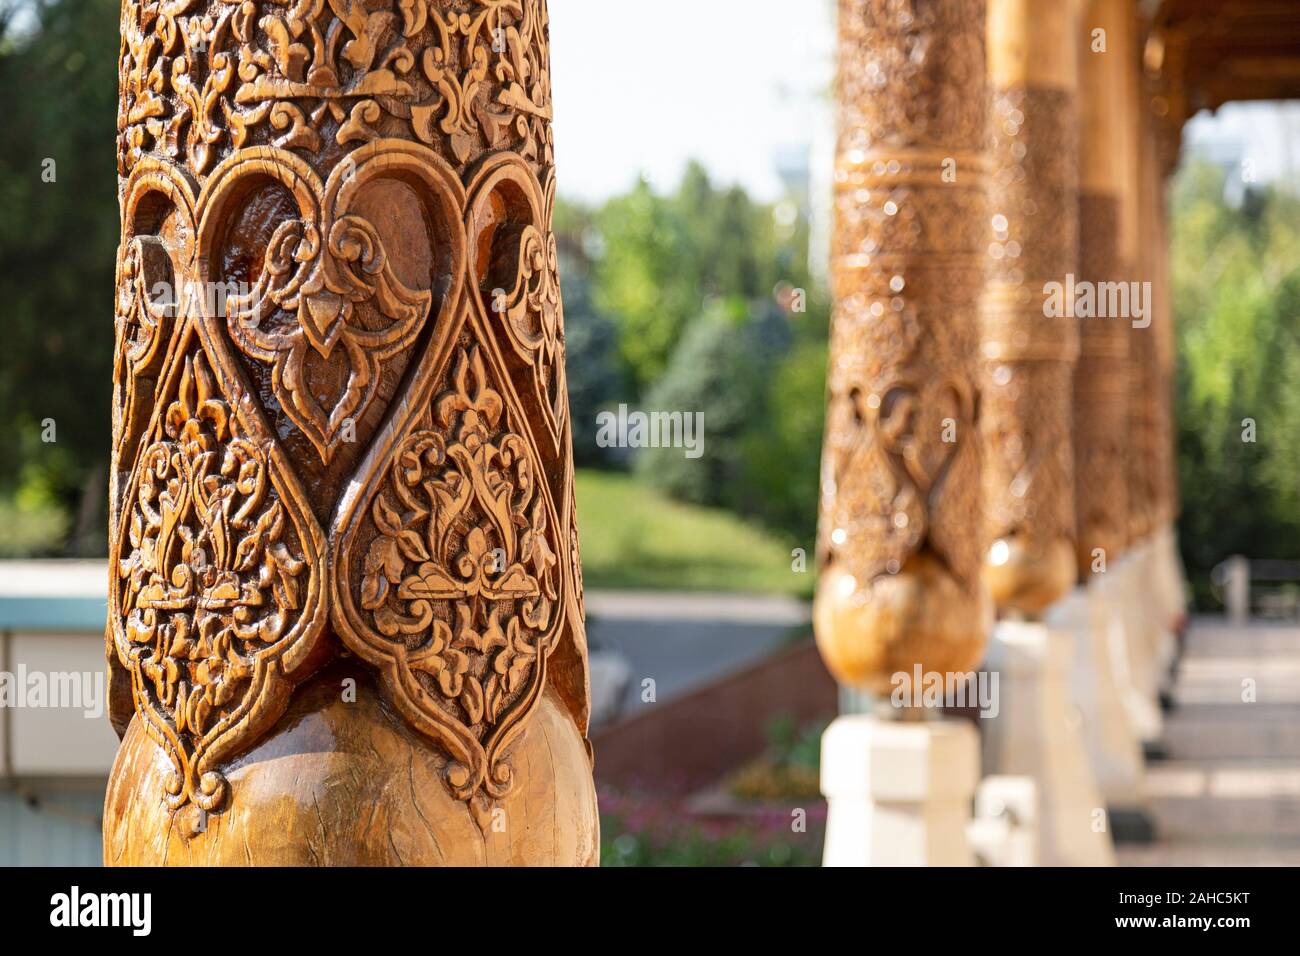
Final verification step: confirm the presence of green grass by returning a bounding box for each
[0,493,70,557]
[574,469,812,596]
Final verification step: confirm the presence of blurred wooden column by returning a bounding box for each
[816,0,988,867]
[1144,20,1191,635]
[1075,0,1133,579]
[1124,9,1159,550]
[816,0,987,868]
[815,0,990,693]
[975,0,1117,867]
[979,0,1082,617]
[1104,0,1171,749]
[1055,0,1151,837]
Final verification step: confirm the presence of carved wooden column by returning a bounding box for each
[1097,3,1170,750]
[815,0,989,693]
[1143,67,1180,538]
[816,3,989,866]
[978,0,1081,617]
[1074,0,1131,580]
[1124,18,1158,549]
[1064,0,1150,825]
[1141,18,1191,646]
[970,0,1121,868]
[105,0,597,865]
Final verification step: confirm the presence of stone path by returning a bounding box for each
[1117,616,1300,865]
[585,591,811,720]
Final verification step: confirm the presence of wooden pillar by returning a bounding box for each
[979,0,1082,616]
[106,0,597,864]
[815,0,990,693]
[1120,3,1158,548]
[1144,31,1182,533]
[1127,101,1163,545]
[1074,0,1132,579]
[1145,137,1175,534]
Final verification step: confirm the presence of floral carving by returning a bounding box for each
[113,347,324,819]
[118,0,240,174]
[467,158,566,450]
[350,345,560,822]
[114,236,179,466]
[415,0,553,162]
[112,0,587,831]
[225,200,432,463]
[119,0,555,177]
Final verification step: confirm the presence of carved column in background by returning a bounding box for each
[1075,0,1131,578]
[1126,117,1161,545]
[1123,10,1158,547]
[977,0,1081,617]
[815,0,990,693]
[106,0,597,865]
[1140,15,1190,641]
[1144,71,1180,535]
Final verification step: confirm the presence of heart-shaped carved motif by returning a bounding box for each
[109,317,328,823]
[329,295,567,829]
[465,155,567,461]
[194,142,466,518]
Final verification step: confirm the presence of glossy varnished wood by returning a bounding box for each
[108,0,596,864]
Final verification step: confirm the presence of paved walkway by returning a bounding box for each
[585,591,811,720]
[1117,616,1300,865]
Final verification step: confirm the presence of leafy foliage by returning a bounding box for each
[727,715,827,802]
[1170,161,1300,605]
[591,162,793,393]
[633,299,779,505]
[553,206,626,466]
[558,161,829,547]
[0,0,119,552]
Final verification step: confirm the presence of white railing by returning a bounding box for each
[1211,556,1300,624]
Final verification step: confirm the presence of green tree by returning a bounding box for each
[592,162,790,394]
[1170,160,1300,604]
[553,197,626,465]
[0,0,120,553]
[592,177,698,392]
[634,300,771,506]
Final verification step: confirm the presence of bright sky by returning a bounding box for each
[1183,102,1300,184]
[549,2,1300,204]
[548,0,836,203]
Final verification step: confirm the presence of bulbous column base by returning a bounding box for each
[982,536,1077,619]
[103,663,599,866]
[814,555,991,695]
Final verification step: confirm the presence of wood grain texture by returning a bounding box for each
[104,664,597,865]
